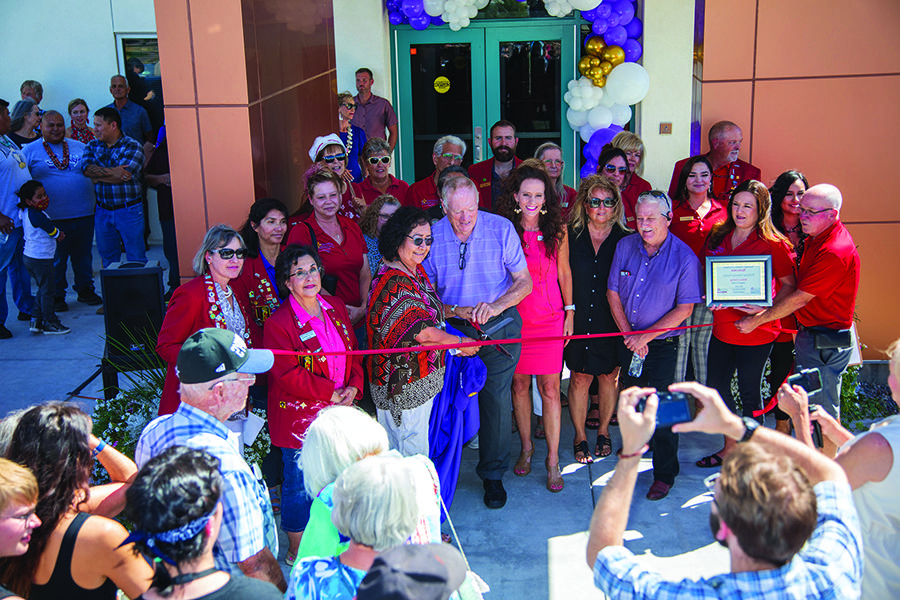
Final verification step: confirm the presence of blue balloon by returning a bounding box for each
[431,14,445,25]
[590,125,624,152]
[386,0,401,10]
[591,19,608,36]
[625,16,643,39]
[402,0,424,17]
[604,25,627,47]
[409,13,430,29]
[596,4,611,19]
[580,161,598,179]
[388,10,407,25]
[581,7,598,21]
[614,0,635,22]
[606,12,620,28]
[623,38,642,62]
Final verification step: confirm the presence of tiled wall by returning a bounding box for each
[697,0,900,358]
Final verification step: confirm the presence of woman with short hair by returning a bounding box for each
[534,142,576,217]
[156,224,255,414]
[0,458,41,600]
[336,92,367,183]
[358,194,401,277]
[356,138,408,206]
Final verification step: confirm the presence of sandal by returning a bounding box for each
[268,486,281,515]
[535,417,546,440]
[285,549,297,567]
[514,448,534,476]
[696,453,724,468]
[574,439,593,464]
[546,459,564,493]
[585,403,601,430]
[594,434,612,458]
[560,390,569,408]
[609,412,619,427]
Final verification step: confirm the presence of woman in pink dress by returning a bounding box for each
[498,163,573,493]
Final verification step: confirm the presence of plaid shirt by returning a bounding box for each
[136,403,278,563]
[81,135,144,207]
[593,481,862,599]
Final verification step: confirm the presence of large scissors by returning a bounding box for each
[470,316,514,359]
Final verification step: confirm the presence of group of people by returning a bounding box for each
[0,74,178,340]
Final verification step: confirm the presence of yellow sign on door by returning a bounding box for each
[433,76,450,94]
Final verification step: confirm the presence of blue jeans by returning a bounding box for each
[795,330,852,420]
[280,447,312,533]
[54,215,97,297]
[0,227,30,324]
[95,203,147,268]
[24,256,57,324]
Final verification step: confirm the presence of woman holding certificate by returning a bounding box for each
[695,180,797,467]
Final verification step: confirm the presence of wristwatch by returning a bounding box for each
[738,416,760,442]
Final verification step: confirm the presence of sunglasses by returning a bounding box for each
[367,156,391,165]
[587,197,617,208]
[342,102,356,110]
[458,241,468,270]
[406,235,434,247]
[212,248,248,260]
[321,153,347,163]
[604,164,628,175]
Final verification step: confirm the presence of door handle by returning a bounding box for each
[473,125,482,162]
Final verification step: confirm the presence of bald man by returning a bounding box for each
[736,184,860,454]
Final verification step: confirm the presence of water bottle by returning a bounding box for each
[628,352,646,377]
[0,231,8,245]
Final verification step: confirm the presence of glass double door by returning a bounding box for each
[394,21,577,185]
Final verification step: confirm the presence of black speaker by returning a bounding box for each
[100,260,165,363]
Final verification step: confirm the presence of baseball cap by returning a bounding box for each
[308,133,346,162]
[175,328,273,384]
[357,543,467,600]
[0,99,8,108]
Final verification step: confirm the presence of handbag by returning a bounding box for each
[302,221,339,296]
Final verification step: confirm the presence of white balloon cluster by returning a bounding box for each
[424,0,489,31]
[564,61,648,143]
[545,0,602,18]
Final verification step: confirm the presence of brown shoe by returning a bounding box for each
[646,480,672,501]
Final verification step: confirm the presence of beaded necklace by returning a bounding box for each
[205,275,249,343]
[42,140,70,170]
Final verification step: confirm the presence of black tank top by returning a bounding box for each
[30,512,118,600]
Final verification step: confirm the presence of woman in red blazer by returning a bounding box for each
[263,243,363,566]
[156,225,254,415]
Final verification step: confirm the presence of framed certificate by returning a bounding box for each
[705,255,772,307]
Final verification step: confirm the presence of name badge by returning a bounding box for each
[620,269,631,277]
[300,330,316,342]
[680,216,695,222]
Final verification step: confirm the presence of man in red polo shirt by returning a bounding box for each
[736,184,860,456]
[407,135,466,211]
[667,121,761,202]
[468,120,522,211]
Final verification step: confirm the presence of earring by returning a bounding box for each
[514,206,521,214]
[539,207,547,215]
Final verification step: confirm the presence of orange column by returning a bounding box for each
[153,0,338,282]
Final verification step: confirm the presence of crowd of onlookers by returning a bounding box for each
[0,64,896,600]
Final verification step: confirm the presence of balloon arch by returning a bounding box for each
[384,0,650,174]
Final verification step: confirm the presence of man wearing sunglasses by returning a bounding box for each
[587,381,861,600]
[351,68,398,152]
[137,328,287,591]
[468,120,522,211]
[735,184,860,456]
[424,176,532,509]
[408,135,467,211]
[667,121,761,201]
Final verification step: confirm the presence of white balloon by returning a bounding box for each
[566,108,589,128]
[474,0,489,8]
[466,5,477,18]
[460,16,469,27]
[563,91,573,104]
[424,0,444,17]
[588,105,613,130]
[580,124,598,143]
[570,97,585,111]
[610,103,632,126]
[605,63,651,106]
[450,21,462,31]
[590,85,605,103]
[567,79,577,91]
[569,0,601,10]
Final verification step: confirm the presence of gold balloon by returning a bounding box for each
[578,56,594,77]
[602,45,625,67]
[585,36,607,58]
[587,67,607,87]
[599,61,613,75]
[591,74,607,88]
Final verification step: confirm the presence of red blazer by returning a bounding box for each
[231,254,280,348]
[263,296,363,449]
[468,157,522,211]
[156,276,255,415]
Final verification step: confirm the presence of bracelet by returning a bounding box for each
[449,304,458,316]
[92,440,107,458]
[457,336,463,345]
[564,304,575,311]
[616,443,649,459]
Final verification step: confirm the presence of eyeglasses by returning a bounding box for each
[209,373,256,390]
[213,248,248,260]
[543,159,564,166]
[439,153,463,162]
[378,212,395,220]
[406,235,434,247]
[604,164,628,175]
[2,508,36,522]
[290,265,320,279]
[321,153,347,163]
[342,102,356,110]
[458,242,468,270]
[587,196,617,209]
[367,156,391,165]
[799,206,835,217]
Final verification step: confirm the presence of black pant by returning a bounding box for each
[618,336,679,485]
[769,340,795,421]
[706,336,773,422]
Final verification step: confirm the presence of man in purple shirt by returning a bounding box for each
[607,190,701,500]
[351,68,398,152]
[423,176,532,509]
